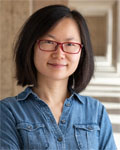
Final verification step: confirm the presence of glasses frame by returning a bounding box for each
[37,39,83,54]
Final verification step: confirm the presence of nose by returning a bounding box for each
[51,44,65,59]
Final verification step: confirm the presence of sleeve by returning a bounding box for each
[99,104,117,150]
[0,100,21,150]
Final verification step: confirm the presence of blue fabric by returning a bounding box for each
[0,87,117,150]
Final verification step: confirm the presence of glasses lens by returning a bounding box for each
[63,42,80,53]
[40,40,56,51]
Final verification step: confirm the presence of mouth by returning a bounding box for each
[47,63,67,68]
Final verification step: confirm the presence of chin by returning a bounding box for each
[49,75,69,81]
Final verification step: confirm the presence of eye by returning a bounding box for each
[66,43,75,46]
[45,40,54,44]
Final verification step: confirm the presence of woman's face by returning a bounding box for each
[34,18,81,82]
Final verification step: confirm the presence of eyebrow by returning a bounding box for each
[46,34,75,41]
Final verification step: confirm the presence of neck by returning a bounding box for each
[33,77,70,106]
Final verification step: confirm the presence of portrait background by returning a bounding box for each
[0,0,120,148]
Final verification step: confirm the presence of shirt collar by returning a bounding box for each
[68,88,84,104]
[16,86,84,104]
[16,87,34,101]
[71,93,84,104]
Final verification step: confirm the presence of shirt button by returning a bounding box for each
[61,119,66,124]
[27,125,32,130]
[65,103,71,107]
[57,137,63,142]
[87,126,93,130]
[45,143,49,149]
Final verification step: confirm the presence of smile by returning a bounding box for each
[47,63,67,68]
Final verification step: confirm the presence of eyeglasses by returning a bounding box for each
[37,40,83,54]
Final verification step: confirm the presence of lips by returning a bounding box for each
[47,63,67,67]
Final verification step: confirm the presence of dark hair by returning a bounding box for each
[14,4,94,93]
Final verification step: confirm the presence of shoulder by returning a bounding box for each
[0,87,31,108]
[74,93,103,107]
[0,96,17,106]
[73,93,105,114]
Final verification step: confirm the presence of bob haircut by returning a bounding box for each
[14,4,94,93]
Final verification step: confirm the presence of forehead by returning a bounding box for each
[42,18,81,41]
[50,17,79,32]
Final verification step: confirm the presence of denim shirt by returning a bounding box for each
[0,87,117,150]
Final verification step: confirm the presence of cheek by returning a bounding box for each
[68,54,80,74]
[71,54,81,66]
[34,50,44,69]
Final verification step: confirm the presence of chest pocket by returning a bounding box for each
[16,122,49,150]
[74,124,100,150]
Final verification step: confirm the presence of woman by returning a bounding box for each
[0,4,117,150]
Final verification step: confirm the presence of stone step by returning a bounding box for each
[87,96,120,149]
[103,102,120,109]
[94,97,120,103]
[107,109,120,114]
[81,85,120,97]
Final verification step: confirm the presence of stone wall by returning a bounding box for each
[0,0,120,99]
[0,0,30,99]
[0,0,120,148]
[0,0,67,99]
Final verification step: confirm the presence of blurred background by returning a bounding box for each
[0,0,120,148]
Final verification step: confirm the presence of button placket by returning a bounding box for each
[58,99,72,135]
[65,98,71,107]
[57,137,63,142]
[45,143,49,149]
[65,103,71,107]
[27,125,32,130]
[61,119,66,124]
